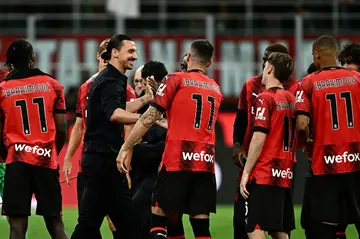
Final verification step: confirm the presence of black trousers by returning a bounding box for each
[71,153,133,239]
[130,142,164,239]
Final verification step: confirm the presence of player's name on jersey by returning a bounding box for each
[276,102,296,111]
[314,76,356,91]
[183,79,221,94]
[3,83,51,97]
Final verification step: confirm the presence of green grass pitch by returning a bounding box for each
[0,205,358,238]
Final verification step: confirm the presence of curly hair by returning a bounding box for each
[141,61,168,83]
[338,43,360,66]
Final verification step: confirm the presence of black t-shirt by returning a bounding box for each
[84,64,127,154]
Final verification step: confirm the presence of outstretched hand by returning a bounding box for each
[116,147,133,189]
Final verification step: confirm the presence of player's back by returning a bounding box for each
[0,68,65,169]
[161,71,223,173]
[299,67,360,174]
[251,88,296,187]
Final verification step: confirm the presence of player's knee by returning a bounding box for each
[247,229,266,239]
[151,205,169,217]
[190,213,209,219]
[189,217,210,238]
[44,216,67,238]
[8,216,28,235]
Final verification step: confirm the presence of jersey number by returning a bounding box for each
[326,92,354,130]
[192,94,215,130]
[283,116,296,152]
[15,98,48,135]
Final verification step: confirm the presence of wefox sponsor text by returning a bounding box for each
[324,151,360,164]
[271,168,293,179]
[182,151,214,163]
[14,144,52,157]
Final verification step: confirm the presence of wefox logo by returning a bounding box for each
[271,168,293,179]
[324,151,360,164]
[14,144,51,157]
[182,151,214,163]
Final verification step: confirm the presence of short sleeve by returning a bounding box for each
[99,79,124,120]
[252,95,272,134]
[52,80,66,114]
[295,77,312,117]
[75,87,82,118]
[150,74,181,113]
[126,85,137,102]
[237,82,248,111]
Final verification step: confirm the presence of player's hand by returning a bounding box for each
[146,76,158,94]
[62,157,72,185]
[240,172,250,199]
[117,148,130,173]
[232,143,246,168]
[117,147,133,189]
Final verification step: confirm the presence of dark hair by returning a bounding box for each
[180,53,188,71]
[141,61,168,83]
[190,39,214,63]
[267,52,294,83]
[263,44,289,61]
[101,34,133,61]
[307,62,317,74]
[338,43,360,67]
[313,35,338,51]
[5,39,34,69]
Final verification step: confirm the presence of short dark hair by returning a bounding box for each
[264,44,289,58]
[180,53,188,71]
[313,35,338,51]
[141,61,168,83]
[5,39,34,69]
[190,39,214,63]
[101,34,133,61]
[338,43,360,66]
[267,52,294,83]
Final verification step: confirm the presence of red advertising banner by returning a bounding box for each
[1,35,359,105]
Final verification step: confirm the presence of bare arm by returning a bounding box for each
[126,95,152,113]
[122,106,163,150]
[64,117,83,159]
[243,132,267,174]
[54,113,67,154]
[110,108,140,124]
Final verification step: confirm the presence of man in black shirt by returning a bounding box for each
[71,34,141,239]
[131,60,168,239]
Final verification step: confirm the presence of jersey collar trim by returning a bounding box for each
[4,68,55,81]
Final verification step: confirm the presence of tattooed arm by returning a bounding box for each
[121,106,163,151]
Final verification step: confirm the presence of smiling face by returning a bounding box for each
[117,40,137,70]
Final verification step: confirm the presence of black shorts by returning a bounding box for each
[1,162,62,217]
[233,186,249,239]
[245,184,295,233]
[77,172,86,210]
[308,172,360,224]
[152,167,216,215]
